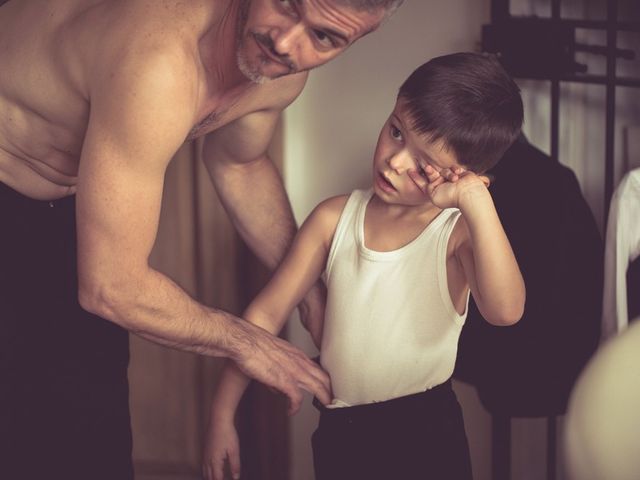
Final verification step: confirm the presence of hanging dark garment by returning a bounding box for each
[454,135,603,417]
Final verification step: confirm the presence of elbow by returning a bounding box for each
[481,298,525,327]
[77,272,133,330]
[78,277,116,319]
[492,308,524,327]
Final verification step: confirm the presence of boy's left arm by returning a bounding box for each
[454,177,525,326]
[411,166,525,326]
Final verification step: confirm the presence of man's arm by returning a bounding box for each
[201,80,325,340]
[76,46,330,405]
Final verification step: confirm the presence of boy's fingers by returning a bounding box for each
[424,164,441,183]
[407,169,428,194]
[229,449,242,479]
[440,168,458,182]
[427,176,445,192]
[480,175,491,188]
[212,460,223,480]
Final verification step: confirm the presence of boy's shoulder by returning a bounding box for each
[316,194,350,213]
[310,194,350,225]
[304,194,351,243]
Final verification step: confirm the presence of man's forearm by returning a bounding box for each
[81,262,332,408]
[79,265,247,359]
[209,154,296,270]
[209,154,326,340]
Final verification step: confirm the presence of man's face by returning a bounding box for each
[372,100,462,206]
[236,0,386,83]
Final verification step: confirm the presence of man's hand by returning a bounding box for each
[231,321,332,415]
[203,417,241,480]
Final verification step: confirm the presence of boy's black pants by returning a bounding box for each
[312,380,473,480]
[0,181,133,480]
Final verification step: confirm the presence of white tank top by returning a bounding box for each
[321,189,469,407]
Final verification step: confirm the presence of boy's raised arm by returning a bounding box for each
[413,165,525,326]
[451,174,525,326]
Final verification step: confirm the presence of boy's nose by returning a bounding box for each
[388,151,413,174]
[273,22,305,57]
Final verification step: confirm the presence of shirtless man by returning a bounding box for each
[0,0,401,478]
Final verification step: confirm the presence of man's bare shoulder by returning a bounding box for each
[257,71,310,113]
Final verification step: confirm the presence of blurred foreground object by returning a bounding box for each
[565,320,640,480]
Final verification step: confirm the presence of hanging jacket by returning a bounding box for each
[454,135,602,417]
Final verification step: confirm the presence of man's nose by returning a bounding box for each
[272,22,306,57]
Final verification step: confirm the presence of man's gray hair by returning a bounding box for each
[337,0,404,16]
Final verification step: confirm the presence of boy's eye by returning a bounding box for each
[390,125,403,140]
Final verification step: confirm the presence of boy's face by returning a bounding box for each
[372,100,461,206]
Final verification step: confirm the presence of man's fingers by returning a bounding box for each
[236,326,333,413]
[276,340,331,404]
[301,354,332,399]
[299,371,331,406]
[285,386,304,416]
[281,358,331,414]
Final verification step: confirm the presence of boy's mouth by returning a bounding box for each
[377,172,396,192]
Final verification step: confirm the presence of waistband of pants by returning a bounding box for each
[0,180,75,210]
[313,380,454,422]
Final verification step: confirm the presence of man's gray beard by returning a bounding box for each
[236,48,269,84]
[234,0,267,84]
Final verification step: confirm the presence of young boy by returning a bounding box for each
[203,52,525,480]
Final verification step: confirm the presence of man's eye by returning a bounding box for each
[313,30,334,48]
[279,0,294,12]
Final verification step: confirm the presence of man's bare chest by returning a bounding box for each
[186,81,271,140]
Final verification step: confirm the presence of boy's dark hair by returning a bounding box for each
[398,52,523,172]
